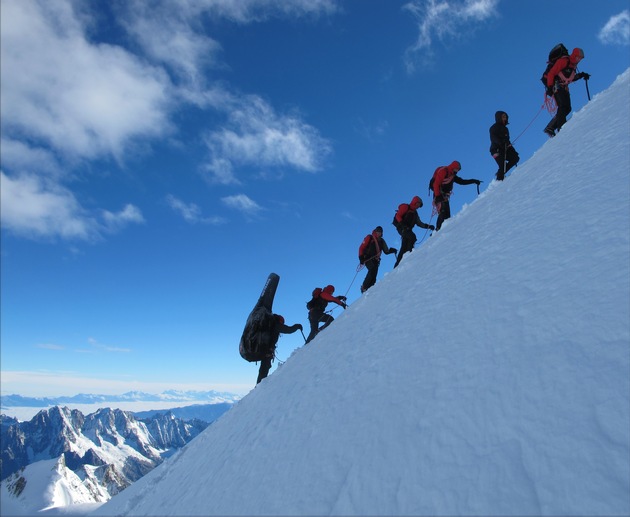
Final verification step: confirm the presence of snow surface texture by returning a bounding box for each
[94,70,629,516]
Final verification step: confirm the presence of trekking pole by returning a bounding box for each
[585,77,591,101]
[300,329,307,343]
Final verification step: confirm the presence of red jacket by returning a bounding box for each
[546,48,584,88]
[309,285,346,313]
[432,162,459,197]
[546,56,576,88]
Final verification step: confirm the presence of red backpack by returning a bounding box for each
[392,203,410,231]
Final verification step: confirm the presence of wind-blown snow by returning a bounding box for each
[97,70,630,516]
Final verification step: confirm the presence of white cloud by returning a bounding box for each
[87,337,132,354]
[0,171,97,240]
[0,0,173,163]
[118,2,334,184]
[221,194,264,215]
[403,0,499,72]
[0,0,335,242]
[119,0,339,104]
[166,194,226,224]
[102,204,145,232]
[184,0,339,24]
[202,93,332,184]
[0,138,61,176]
[599,10,630,46]
[36,344,66,351]
[119,2,223,99]
[0,171,145,241]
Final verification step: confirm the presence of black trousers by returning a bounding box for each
[436,200,451,231]
[257,356,272,384]
[546,88,572,132]
[493,146,520,180]
[361,259,380,291]
[394,228,417,267]
[305,311,334,343]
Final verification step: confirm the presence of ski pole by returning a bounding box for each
[503,143,507,178]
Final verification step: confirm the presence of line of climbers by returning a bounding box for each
[260,158,482,384]
[253,44,590,384]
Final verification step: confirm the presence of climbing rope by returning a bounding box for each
[343,269,360,299]
[544,94,558,115]
[511,97,549,144]
[416,213,435,245]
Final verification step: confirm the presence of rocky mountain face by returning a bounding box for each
[1,406,208,505]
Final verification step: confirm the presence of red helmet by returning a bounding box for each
[323,285,335,294]
[570,48,584,63]
[448,161,461,173]
[410,196,423,209]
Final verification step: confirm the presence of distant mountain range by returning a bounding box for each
[0,390,241,408]
[0,402,233,514]
[134,402,234,422]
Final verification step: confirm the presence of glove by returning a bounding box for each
[428,225,435,231]
[578,72,590,81]
[389,247,398,255]
[434,195,444,203]
[341,302,347,309]
[338,295,347,302]
[297,324,303,331]
[546,85,554,97]
[474,180,481,185]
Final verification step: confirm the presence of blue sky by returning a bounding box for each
[2,0,629,397]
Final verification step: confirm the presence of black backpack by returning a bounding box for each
[239,273,281,362]
[239,307,279,362]
[306,287,323,310]
[541,43,569,89]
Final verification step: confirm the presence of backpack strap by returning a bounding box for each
[371,232,381,258]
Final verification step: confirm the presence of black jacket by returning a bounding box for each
[398,208,432,232]
[489,111,511,155]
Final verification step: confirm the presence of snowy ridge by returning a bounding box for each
[92,69,628,515]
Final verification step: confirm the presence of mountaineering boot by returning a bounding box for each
[544,127,556,138]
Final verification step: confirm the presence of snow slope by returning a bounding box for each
[97,69,630,516]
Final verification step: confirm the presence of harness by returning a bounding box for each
[369,233,382,260]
